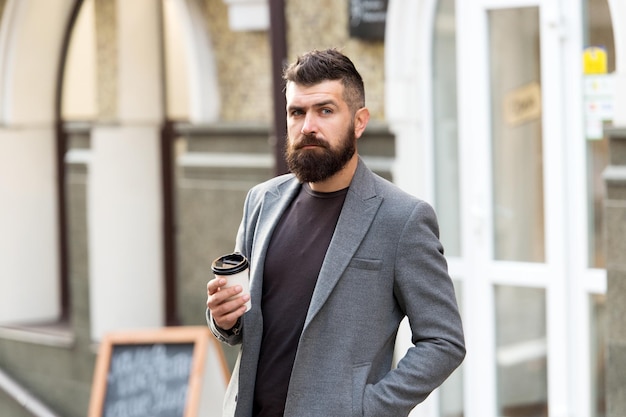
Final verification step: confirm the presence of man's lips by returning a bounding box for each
[295,136,327,150]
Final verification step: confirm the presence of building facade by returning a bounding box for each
[0,0,624,416]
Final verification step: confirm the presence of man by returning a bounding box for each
[207,48,465,417]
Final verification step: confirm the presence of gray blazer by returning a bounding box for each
[209,157,465,417]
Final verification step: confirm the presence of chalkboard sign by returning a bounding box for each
[89,327,229,417]
[349,0,389,41]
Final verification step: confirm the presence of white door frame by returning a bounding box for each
[456,1,574,416]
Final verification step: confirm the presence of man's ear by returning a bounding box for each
[354,107,370,139]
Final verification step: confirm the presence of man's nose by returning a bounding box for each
[301,113,317,135]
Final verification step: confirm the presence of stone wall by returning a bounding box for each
[204,0,272,122]
[202,0,386,123]
[286,0,386,120]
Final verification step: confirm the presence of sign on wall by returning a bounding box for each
[584,74,614,140]
[582,46,614,140]
[349,0,389,41]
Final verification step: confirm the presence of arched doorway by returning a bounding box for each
[0,0,80,325]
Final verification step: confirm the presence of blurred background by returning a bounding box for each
[0,0,624,416]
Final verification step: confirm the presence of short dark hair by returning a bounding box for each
[282,48,365,111]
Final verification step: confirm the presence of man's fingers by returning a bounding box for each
[209,294,248,330]
[207,277,227,295]
[207,284,245,310]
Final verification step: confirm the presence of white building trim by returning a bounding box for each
[222,0,269,31]
[169,0,221,123]
[0,0,76,325]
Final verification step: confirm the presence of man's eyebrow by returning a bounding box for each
[288,100,338,111]
[287,104,304,113]
[312,100,338,108]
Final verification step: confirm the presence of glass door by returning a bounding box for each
[456,0,570,416]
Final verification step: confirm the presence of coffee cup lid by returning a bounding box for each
[211,252,249,275]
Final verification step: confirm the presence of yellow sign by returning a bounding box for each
[504,81,542,126]
[583,47,608,74]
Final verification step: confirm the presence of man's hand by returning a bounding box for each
[207,277,249,331]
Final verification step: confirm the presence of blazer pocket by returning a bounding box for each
[352,362,371,417]
[348,257,382,271]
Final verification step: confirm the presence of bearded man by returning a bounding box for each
[207,48,465,417]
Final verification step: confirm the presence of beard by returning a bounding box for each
[285,124,356,183]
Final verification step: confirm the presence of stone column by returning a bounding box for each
[604,126,626,417]
[88,0,166,340]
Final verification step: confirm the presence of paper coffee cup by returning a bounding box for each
[211,252,251,312]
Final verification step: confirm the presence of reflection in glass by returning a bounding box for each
[433,0,460,257]
[584,0,614,268]
[489,8,545,262]
[591,294,606,417]
[583,0,615,73]
[586,137,608,268]
[495,285,547,417]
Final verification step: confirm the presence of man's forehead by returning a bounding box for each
[285,80,344,104]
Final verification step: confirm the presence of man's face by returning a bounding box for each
[284,80,358,183]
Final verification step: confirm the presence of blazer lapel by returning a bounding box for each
[303,158,383,328]
[248,177,301,310]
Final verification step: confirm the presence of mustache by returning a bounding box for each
[293,134,329,150]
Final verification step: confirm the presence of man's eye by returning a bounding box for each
[321,108,333,115]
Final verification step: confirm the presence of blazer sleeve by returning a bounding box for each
[363,200,466,416]
[207,310,243,345]
[206,188,254,346]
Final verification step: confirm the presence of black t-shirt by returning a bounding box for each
[252,183,348,416]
